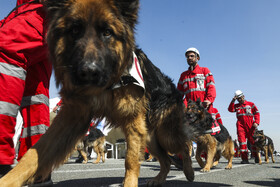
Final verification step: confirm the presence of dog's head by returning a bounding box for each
[45,0,139,95]
[253,129,265,144]
[185,99,213,130]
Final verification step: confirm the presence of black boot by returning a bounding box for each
[75,155,84,163]
[240,159,249,164]
[168,155,183,169]
[254,156,260,163]
[0,165,12,178]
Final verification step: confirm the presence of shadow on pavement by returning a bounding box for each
[244,178,280,187]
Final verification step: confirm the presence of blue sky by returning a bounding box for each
[1,0,280,151]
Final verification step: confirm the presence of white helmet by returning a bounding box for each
[235,90,244,98]
[185,47,200,57]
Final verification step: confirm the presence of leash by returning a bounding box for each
[0,0,40,28]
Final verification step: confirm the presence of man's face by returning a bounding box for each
[186,52,199,67]
[237,96,245,104]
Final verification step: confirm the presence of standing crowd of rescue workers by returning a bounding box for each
[0,0,262,186]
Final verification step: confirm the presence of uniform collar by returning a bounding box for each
[240,100,248,106]
[188,64,200,73]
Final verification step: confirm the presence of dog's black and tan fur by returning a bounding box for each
[186,99,234,172]
[253,129,275,165]
[76,127,107,164]
[0,0,196,186]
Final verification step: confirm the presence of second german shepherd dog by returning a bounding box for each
[76,127,107,164]
[186,99,234,172]
[0,0,197,186]
[253,129,275,165]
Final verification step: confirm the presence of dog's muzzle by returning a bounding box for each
[186,113,197,123]
[77,61,106,86]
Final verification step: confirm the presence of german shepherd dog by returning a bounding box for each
[185,99,234,172]
[253,129,275,164]
[0,0,196,186]
[76,127,107,164]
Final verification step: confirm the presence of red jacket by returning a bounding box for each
[17,0,34,5]
[177,65,216,106]
[0,0,36,26]
[228,100,260,128]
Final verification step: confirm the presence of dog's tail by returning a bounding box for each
[269,137,275,151]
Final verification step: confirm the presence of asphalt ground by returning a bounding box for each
[48,156,280,187]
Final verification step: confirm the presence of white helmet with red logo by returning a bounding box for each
[185,47,200,58]
[235,90,244,98]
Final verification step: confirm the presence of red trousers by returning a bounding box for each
[0,2,52,164]
[237,125,257,160]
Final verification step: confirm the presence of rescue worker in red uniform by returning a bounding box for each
[170,47,217,168]
[177,47,216,112]
[228,90,260,164]
[0,0,52,184]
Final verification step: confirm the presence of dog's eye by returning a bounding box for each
[72,27,80,35]
[68,21,84,39]
[71,26,82,37]
[103,29,113,38]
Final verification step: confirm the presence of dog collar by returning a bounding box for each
[111,52,145,90]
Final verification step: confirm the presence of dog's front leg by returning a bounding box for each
[201,135,216,172]
[0,103,93,186]
[0,148,39,187]
[122,114,146,187]
[182,142,194,182]
[264,147,269,163]
[257,148,262,165]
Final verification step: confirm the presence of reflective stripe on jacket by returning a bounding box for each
[177,65,216,105]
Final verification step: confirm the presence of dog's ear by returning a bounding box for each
[44,0,71,13]
[260,130,264,135]
[196,98,202,106]
[114,0,140,28]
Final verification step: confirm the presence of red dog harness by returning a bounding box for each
[205,120,221,135]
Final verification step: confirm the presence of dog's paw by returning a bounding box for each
[200,168,210,172]
[183,167,194,182]
[225,165,232,170]
[146,179,163,187]
[186,172,194,182]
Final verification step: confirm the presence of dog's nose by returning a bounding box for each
[77,62,102,84]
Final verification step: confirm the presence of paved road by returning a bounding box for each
[50,156,280,187]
